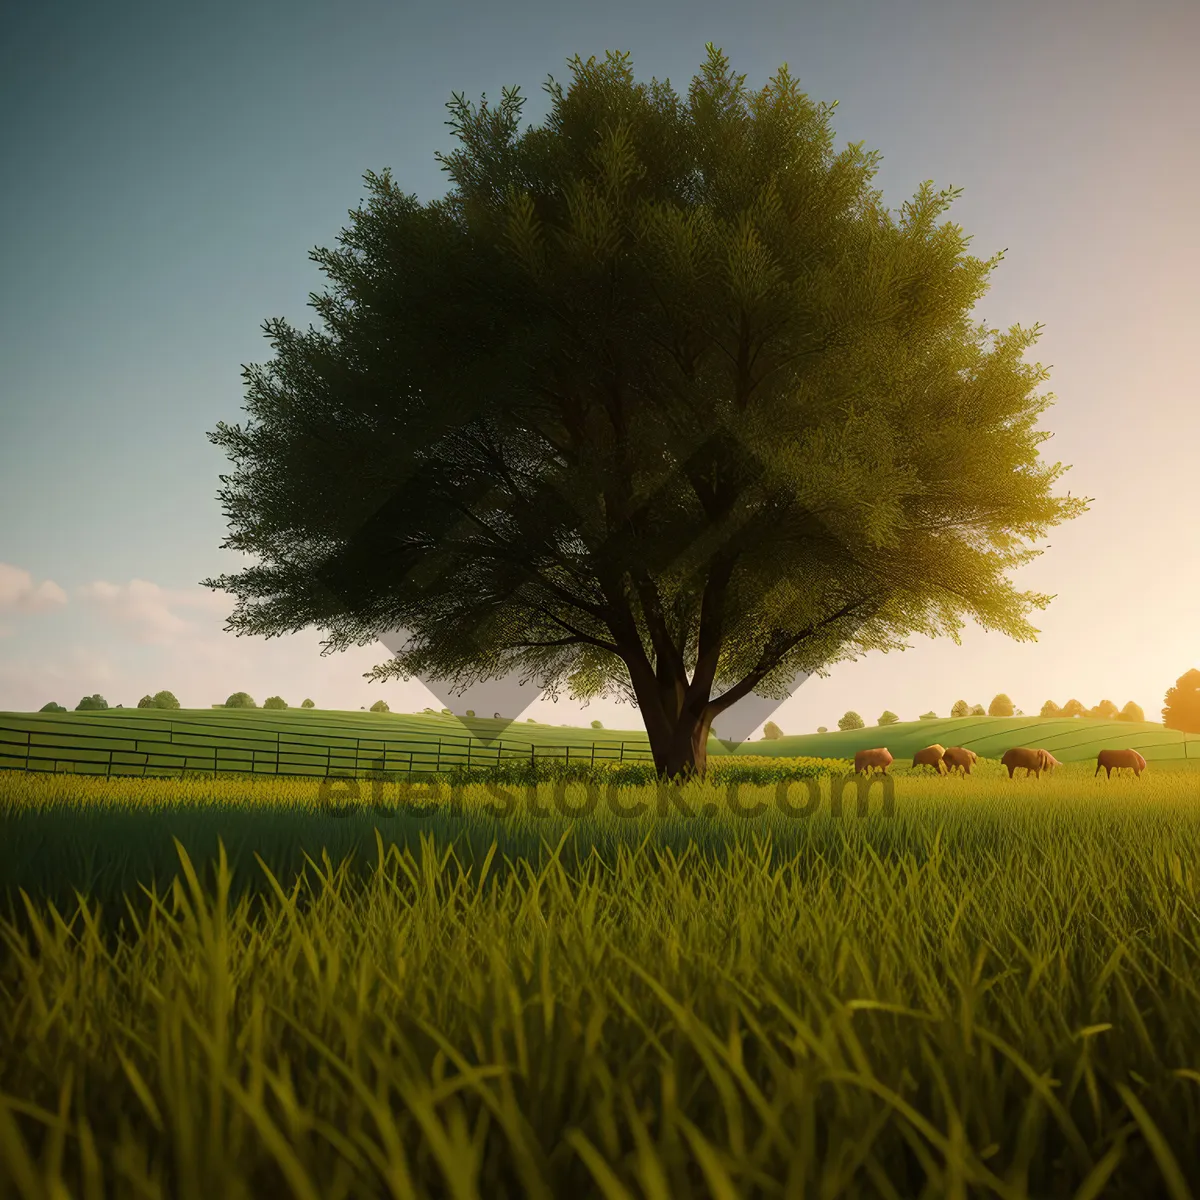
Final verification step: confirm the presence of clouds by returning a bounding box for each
[0,562,437,713]
[0,564,68,635]
[76,577,230,645]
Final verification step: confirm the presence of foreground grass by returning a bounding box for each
[2,770,1200,1197]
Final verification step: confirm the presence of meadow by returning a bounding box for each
[3,753,1200,1199]
[3,707,1199,786]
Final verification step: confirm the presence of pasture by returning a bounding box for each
[2,708,1199,786]
[3,760,1200,1198]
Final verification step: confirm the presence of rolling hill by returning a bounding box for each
[752,716,1200,765]
[1,707,1198,780]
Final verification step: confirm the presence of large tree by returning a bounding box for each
[201,46,1086,782]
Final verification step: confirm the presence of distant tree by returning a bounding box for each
[152,690,181,710]
[762,720,784,740]
[423,707,436,714]
[951,700,969,718]
[1061,698,1086,718]
[817,726,828,734]
[988,693,1015,717]
[877,711,900,727]
[591,719,604,729]
[38,701,67,713]
[1040,700,1061,717]
[1163,669,1200,734]
[263,696,288,709]
[838,711,865,731]
[1089,699,1119,720]
[1014,708,1024,716]
[137,694,155,709]
[919,711,937,720]
[75,694,108,711]
[1118,700,1145,723]
[527,717,537,723]
[370,699,390,713]
[225,692,257,708]
[301,698,315,708]
[441,708,452,716]
[968,704,986,716]
[466,709,476,717]
[493,712,502,719]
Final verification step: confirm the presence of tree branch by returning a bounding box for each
[707,595,878,715]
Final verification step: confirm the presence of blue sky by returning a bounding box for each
[2,0,1197,733]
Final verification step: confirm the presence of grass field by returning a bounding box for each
[3,761,1200,1198]
[2,708,1198,784]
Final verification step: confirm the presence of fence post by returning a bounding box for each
[437,738,442,773]
[566,744,571,765]
[326,743,332,779]
[530,742,535,766]
[107,749,113,779]
[354,737,361,778]
[213,746,219,778]
[591,741,596,767]
[275,730,281,774]
[620,741,626,763]
[467,740,472,770]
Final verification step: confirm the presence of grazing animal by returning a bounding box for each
[1001,747,1060,779]
[942,746,978,776]
[1095,748,1147,779]
[854,747,893,775]
[911,744,947,774]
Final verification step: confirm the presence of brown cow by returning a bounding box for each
[942,746,978,776]
[911,744,947,774]
[854,747,894,775]
[1095,748,1148,779]
[1001,747,1060,779]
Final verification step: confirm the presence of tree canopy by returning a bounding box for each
[1163,669,1200,734]
[201,45,1086,781]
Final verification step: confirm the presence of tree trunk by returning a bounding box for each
[651,707,713,783]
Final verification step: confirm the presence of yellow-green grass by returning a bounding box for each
[2,759,1196,926]
[0,707,666,782]
[3,768,1200,1196]
[3,708,1198,786]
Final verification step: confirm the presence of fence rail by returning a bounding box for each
[0,718,657,783]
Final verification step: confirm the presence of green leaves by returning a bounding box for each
[204,45,1086,774]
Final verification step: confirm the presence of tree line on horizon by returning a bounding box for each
[759,674,1200,737]
[30,670,1200,737]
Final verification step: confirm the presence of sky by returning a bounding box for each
[1,0,1197,737]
